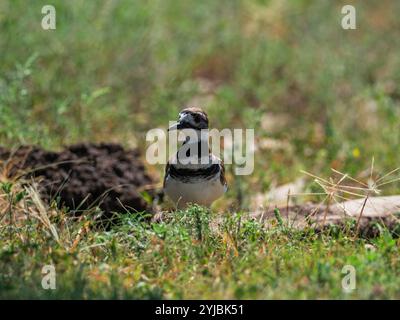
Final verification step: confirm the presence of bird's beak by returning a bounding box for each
[168,122,182,131]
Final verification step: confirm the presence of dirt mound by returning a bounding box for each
[0,143,155,220]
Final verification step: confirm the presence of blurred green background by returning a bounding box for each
[1,0,400,206]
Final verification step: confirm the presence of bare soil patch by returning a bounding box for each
[0,143,154,220]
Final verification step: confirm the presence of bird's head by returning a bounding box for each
[168,107,209,131]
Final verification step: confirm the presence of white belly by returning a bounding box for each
[164,175,226,209]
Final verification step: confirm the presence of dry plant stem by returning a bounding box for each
[70,221,91,253]
[137,182,163,192]
[375,167,400,184]
[376,177,400,188]
[355,193,370,237]
[320,173,348,227]
[26,185,60,243]
[305,195,328,224]
[14,160,87,181]
[331,168,369,187]
[322,194,331,227]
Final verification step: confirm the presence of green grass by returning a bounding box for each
[1,0,400,299]
[1,202,399,299]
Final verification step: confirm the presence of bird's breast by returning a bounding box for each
[164,172,225,208]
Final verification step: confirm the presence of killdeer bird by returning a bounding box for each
[163,107,227,209]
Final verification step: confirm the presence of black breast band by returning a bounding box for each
[169,164,220,181]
